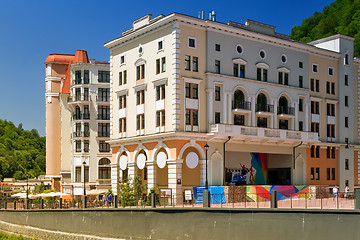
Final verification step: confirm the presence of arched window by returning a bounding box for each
[98,158,111,179]
[233,90,246,109]
[278,96,289,114]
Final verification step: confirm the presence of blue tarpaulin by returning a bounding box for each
[193,186,226,204]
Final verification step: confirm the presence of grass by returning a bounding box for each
[0,233,34,240]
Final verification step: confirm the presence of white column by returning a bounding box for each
[305,104,309,131]
[200,159,206,186]
[227,93,232,124]
[222,92,227,123]
[273,100,277,128]
[251,96,256,127]
[294,102,298,130]
[110,163,119,195]
[146,161,156,192]
[207,90,214,126]
[167,159,183,205]
[128,162,136,180]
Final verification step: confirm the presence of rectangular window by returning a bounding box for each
[345,117,349,128]
[75,167,81,182]
[312,64,318,73]
[233,63,239,77]
[316,80,319,92]
[311,145,315,158]
[316,146,320,158]
[161,57,166,72]
[136,90,145,105]
[240,65,245,78]
[328,67,334,76]
[193,110,198,126]
[327,124,335,138]
[257,68,261,81]
[234,115,245,126]
[327,103,335,116]
[316,167,320,180]
[98,106,110,120]
[331,82,335,95]
[331,168,335,180]
[119,95,126,109]
[98,71,110,83]
[98,88,110,102]
[98,123,110,137]
[215,44,220,51]
[278,72,283,84]
[215,112,221,124]
[75,70,81,84]
[84,140,89,152]
[299,99,303,112]
[156,85,165,101]
[299,76,303,88]
[331,147,335,158]
[345,75,348,86]
[119,72,122,85]
[299,121,303,131]
[188,37,196,48]
[311,167,314,180]
[120,55,125,64]
[84,166,89,182]
[99,140,110,152]
[299,62,303,68]
[158,40,163,51]
[156,110,165,127]
[185,109,198,129]
[119,118,126,133]
[215,86,221,101]
[215,60,220,74]
[345,96,348,107]
[326,82,330,94]
[186,83,199,99]
[345,159,349,170]
[136,114,145,130]
[84,123,89,137]
[76,140,81,152]
[136,64,145,80]
[185,56,191,70]
[192,57,198,72]
[257,68,267,81]
[84,70,89,84]
[327,168,330,180]
[311,101,320,114]
[327,147,331,158]
[310,79,314,91]
[156,59,160,74]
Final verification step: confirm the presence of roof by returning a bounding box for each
[45,54,74,64]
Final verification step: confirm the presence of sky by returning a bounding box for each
[0,0,335,136]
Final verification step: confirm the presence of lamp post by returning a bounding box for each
[26,173,29,210]
[82,161,87,208]
[203,143,210,207]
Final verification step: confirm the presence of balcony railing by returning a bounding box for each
[232,101,251,110]
[98,131,110,137]
[278,106,295,115]
[73,131,90,138]
[73,113,90,120]
[210,124,319,142]
[97,113,110,120]
[255,104,274,113]
[97,179,111,185]
[96,96,110,102]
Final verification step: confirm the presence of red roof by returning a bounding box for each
[45,54,74,64]
[73,50,89,63]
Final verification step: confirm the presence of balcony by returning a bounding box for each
[68,94,91,103]
[72,78,89,85]
[98,131,110,138]
[97,113,110,120]
[209,124,319,143]
[72,131,90,138]
[232,101,251,111]
[255,104,274,113]
[97,179,111,186]
[278,106,295,116]
[73,113,90,120]
[96,96,110,102]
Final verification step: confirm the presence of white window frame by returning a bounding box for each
[157,38,164,52]
[281,54,287,63]
[236,44,244,55]
[259,49,266,59]
[187,36,197,49]
[120,54,125,66]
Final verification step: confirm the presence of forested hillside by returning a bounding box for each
[290,0,360,57]
[0,119,45,180]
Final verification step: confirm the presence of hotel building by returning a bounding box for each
[103,13,360,198]
[45,50,111,196]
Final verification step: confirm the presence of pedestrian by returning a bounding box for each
[345,185,350,198]
[108,194,112,207]
[332,185,339,199]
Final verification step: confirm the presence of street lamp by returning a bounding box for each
[82,161,86,208]
[203,143,210,207]
[26,173,29,210]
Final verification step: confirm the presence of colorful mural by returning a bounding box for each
[246,185,309,201]
[250,153,267,184]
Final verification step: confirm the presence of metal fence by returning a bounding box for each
[0,191,356,210]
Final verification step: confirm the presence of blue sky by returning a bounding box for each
[0,0,334,136]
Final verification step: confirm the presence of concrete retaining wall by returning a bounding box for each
[0,208,359,239]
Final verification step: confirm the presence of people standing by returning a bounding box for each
[332,185,339,199]
[345,185,350,198]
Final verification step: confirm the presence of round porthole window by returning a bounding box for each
[138,45,143,56]
[236,44,243,54]
[281,54,287,63]
[259,50,266,59]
